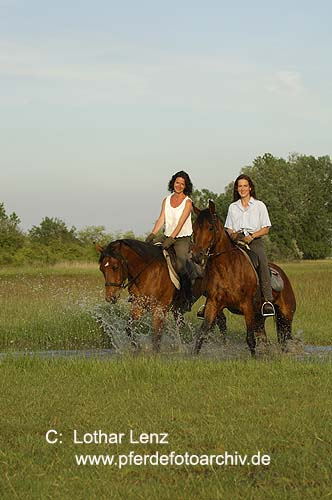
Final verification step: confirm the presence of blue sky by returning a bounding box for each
[1,1,331,235]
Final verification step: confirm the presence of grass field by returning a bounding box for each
[1,260,331,498]
[0,260,331,350]
[1,356,332,499]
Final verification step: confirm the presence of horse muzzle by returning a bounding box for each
[105,293,119,304]
[192,250,208,267]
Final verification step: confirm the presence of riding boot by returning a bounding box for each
[179,273,194,312]
[250,239,275,317]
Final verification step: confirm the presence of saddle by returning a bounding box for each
[235,242,284,292]
[154,244,203,290]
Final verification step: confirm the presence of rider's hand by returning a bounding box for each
[162,236,175,249]
[145,233,155,243]
[242,235,254,244]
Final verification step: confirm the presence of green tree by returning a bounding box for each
[0,202,25,264]
[192,188,232,222]
[77,225,113,246]
[29,217,78,245]
[243,153,300,258]
[291,155,332,258]
[237,153,332,259]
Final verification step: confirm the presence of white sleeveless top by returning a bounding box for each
[164,194,192,237]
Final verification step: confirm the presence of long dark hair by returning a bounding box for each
[233,174,256,201]
[168,171,193,196]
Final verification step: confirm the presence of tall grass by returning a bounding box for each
[0,260,331,351]
[0,270,103,350]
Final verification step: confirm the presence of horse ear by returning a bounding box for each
[192,204,201,215]
[94,242,104,253]
[208,199,216,215]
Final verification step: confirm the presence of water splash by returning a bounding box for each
[83,298,251,358]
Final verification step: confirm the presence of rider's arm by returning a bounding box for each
[250,226,270,239]
[150,198,166,235]
[224,205,235,236]
[243,226,270,244]
[169,199,192,238]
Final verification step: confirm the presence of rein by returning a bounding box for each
[104,243,160,289]
[209,247,239,258]
[198,212,239,263]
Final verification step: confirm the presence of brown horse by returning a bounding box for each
[192,201,296,356]
[96,238,226,351]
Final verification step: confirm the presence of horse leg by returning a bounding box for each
[173,309,185,330]
[275,304,293,347]
[194,300,219,354]
[172,309,186,347]
[151,305,166,353]
[214,310,227,343]
[126,301,144,350]
[243,307,257,357]
[254,312,267,343]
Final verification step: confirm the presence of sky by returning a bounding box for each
[1,0,332,236]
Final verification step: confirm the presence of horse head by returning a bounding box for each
[192,200,224,266]
[96,242,126,303]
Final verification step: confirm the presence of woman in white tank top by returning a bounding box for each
[145,171,194,311]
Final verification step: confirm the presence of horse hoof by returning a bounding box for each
[193,341,202,355]
[130,340,141,352]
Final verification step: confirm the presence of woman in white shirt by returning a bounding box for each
[225,174,275,316]
[146,171,193,311]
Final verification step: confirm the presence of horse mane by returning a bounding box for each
[196,207,232,241]
[196,208,213,225]
[101,239,164,263]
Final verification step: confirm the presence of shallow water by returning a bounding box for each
[1,295,331,362]
[1,344,331,362]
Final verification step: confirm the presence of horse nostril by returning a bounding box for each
[193,254,201,265]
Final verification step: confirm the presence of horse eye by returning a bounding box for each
[112,265,119,271]
[209,226,214,231]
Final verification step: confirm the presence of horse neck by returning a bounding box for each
[214,222,232,253]
[119,240,158,278]
[118,241,143,271]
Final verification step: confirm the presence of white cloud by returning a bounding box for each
[267,70,305,97]
[0,40,327,121]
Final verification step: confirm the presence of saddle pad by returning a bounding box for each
[163,249,180,290]
[270,269,284,292]
[237,247,260,287]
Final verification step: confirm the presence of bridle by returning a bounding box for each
[103,248,129,288]
[194,212,238,265]
[102,243,160,289]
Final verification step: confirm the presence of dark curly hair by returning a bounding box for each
[233,174,256,201]
[168,171,193,196]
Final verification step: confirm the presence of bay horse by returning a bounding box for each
[96,239,226,352]
[192,201,296,356]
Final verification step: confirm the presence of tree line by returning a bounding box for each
[192,153,332,260]
[0,211,137,266]
[1,153,331,265]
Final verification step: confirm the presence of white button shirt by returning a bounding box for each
[224,197,271,236]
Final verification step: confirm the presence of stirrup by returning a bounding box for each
[261,301,275,317]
